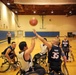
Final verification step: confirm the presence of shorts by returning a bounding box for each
[63,48,69,52]
[49,61,62,73]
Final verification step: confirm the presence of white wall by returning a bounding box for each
[18,15,76,36]
[0,1,76,37]
[0,1,16,31]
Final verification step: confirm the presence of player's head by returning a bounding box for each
[64,36,67,40]
[19,41,28,51]
[56,35,59,38]
[11,41,16,48]
[52,38,59,45]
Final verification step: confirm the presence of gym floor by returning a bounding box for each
[0,37,76,75]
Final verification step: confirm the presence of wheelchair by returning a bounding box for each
[68,51,75,62]
[16,64,45,75]
[33,53,47,65]
[38,53,47,64]
[0,54,21,73]
[16,69,39,75]
[61,63,69,75]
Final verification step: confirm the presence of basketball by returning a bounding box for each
[29,18,38,26]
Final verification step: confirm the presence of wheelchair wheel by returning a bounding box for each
[62,63,69,75]
[16,70,21,75]
[69,51,75,62]
[0,56,10,73]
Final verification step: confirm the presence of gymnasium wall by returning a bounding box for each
[18,15,76,37]
[0,2,17,31]
[25,32,59,37]
[0,31,15,40]
[0,1,76,37]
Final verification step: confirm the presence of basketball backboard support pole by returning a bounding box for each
[40,15,46,29]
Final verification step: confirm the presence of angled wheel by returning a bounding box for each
[16,70,21,75]
[62,63,69,75]
[0,56,10,73]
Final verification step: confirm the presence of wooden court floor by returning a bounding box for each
[0,37,76,75]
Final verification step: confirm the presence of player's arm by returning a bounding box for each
[24,37,36,60]
[13,50,16,56]
[5,48,12,63]
[61,49,67,64]
[33,29,52,50]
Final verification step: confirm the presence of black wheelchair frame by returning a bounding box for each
[16,68,39,75]
[16,63,46,75]
[0,54,21,73]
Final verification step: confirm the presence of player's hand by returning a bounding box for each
[33,29,36,34]
[32,36,37,39]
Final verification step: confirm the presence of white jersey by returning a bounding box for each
[17,52,32,72]
[40,44,48,55]
[7,33,11,37]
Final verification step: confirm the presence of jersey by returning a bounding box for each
[48,45,62,63]
[40,44,48,55]
[7,32,11,37]
[62,40,69,52]
[18,52,32,72]
[62,40,69,48]
[2,46,15,56]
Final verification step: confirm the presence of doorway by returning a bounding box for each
[17,30,23,37]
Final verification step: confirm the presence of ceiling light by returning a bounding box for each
[69,11,72,14]
[51,10,54,13]
[33,11,36,13]
[7,2,10,5]
[15,11,18,13]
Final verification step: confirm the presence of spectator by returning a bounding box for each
[7,31,12,44]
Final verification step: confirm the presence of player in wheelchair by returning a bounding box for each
[0,42,20,72]
[1,41,16,64]
[33,29,67,75]
[17,37,45,75]
[61,36,70,61]
[33,38,48,65]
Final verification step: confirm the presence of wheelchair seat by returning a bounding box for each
[38,53,47,64]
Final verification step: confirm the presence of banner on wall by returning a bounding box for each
[14,0,76,5]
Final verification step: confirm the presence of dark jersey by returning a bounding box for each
[2,46,15,56]
[48,45,62,63]
[62,40,69,48]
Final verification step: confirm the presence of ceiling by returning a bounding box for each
[1,0,76,15]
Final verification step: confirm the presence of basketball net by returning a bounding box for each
[14,0,76,5]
